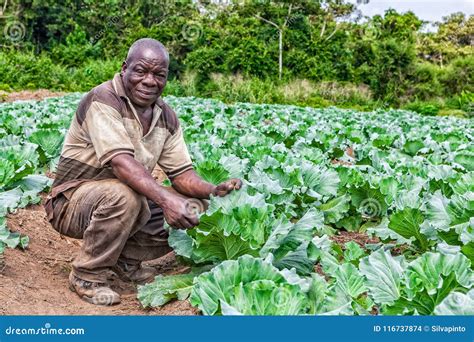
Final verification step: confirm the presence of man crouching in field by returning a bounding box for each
[44,38,242,306]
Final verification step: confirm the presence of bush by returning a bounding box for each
[68,59,121,91]
[406,62,443,100]
[445,91,474,114]
[0,50,121,91]
[403,100,442,116]
[0,50,69,90]
[278,79,376,109]
[440,56,474,95]
[437,109,469,118]
[51,25,103,67]
[204,73,281,104]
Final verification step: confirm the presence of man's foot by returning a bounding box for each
[69,272,120,306]
[112,260,156,284]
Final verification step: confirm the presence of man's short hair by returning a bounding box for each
[125,38,169,63]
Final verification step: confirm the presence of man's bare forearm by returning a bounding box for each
[171,169,216,199]
[110,154,173,206]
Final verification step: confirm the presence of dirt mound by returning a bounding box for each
[331,231,379,248]
[0,90,67,103]
[0,196,198,315]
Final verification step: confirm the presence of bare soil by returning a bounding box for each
[0,80,192,316]
[0,195,198,316]
[0,90,67,103]
[330,231,380,249]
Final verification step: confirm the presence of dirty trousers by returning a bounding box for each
[50,179,173,283]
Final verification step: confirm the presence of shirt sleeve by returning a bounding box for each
[83,101,135,166]
[157,124,193,179]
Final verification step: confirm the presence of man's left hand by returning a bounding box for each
[212,178,243,197]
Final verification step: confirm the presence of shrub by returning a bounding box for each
[0,51,69,90]
[68,59,121,91]
[440,56,474,95]
[437,109,469,118]
[403,100,442,116]
[406,62,443,100]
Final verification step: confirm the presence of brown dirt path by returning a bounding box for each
[0,195,198,315]
[0,90,67,103]
[0,88,196,315]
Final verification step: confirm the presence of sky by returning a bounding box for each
[350,0,474,22]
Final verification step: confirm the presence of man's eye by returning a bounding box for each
[154,73,165,78]
[135,69,144,74]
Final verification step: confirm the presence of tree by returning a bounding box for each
[255,3,293,80]
[418,13,474,66]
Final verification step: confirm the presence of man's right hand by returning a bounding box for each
[160,190,200,229]
[110,154,200,229]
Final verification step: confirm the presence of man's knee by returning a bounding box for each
[99,181,145,212]
[90,180,150,228]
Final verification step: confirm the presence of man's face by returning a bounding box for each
[121,48,169,108]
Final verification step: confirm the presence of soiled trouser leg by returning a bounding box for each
[119,186,208,265]
[118,200,173,265]
[51,179,151,283]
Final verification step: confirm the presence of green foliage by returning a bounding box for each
[403,101,441,116]
[0,1,470,107]
[130,94,473,315]
[440,56,474,96]
[137,273,197,308]
[189,255,310,315]
[2,94,472,315]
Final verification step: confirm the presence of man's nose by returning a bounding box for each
[142,73,157,87]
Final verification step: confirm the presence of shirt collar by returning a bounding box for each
[112,73,128,98]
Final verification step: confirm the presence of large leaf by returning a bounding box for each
[405,252,473,297]
[383,252,474,315]
[272,208,323,259]
[220,279,308,315]
[190,255,308,315]
[319,195,351,224]
[168,228,193,259]
[207,187,267,215]
[300,164,339,200]
[28,128,64,158]
[138,273,196,308]
[0,187,23,215]
[425,191,451,232]
[333,263,367,298]
[194,159,230,185]
[350,184,388,219]
[359,248,404,305]
[388,208,428,250]
[247,167,284,195]
[190,227,258,264]
[454,152,474,171]
[434,290,474,315]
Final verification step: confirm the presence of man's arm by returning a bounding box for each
[110,154,198,229]
[171,169,242,199]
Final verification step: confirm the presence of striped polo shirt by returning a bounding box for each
[45,73,193,219]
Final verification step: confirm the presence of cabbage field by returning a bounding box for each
[1,94,473,315]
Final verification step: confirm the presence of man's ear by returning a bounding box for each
[120,61,128,76]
